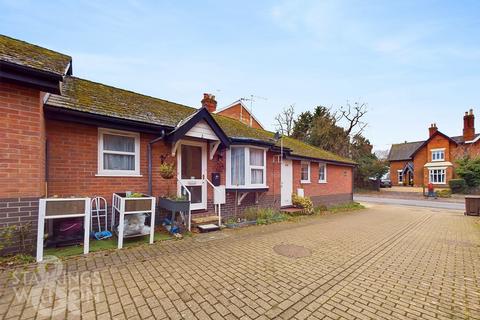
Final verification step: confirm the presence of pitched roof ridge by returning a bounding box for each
[66,76,197,111]
[0,34,72,60]
[391,139,425,146]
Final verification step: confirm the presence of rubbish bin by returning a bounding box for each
[465,196,480,216]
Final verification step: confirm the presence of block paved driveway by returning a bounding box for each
[1,204,479,320]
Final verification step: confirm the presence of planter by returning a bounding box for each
[225,220,256,229]
[158,197,190,213]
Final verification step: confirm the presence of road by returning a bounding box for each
[354,195,465,211]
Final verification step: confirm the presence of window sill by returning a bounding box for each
[300,181,311,184]
[96,173,143,177]
[318,181,327,184]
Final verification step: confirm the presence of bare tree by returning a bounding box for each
[336,101,368,137]
[374,149,390,160]
[274,105,295,136]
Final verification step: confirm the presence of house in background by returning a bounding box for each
[215,99,265,129]
[0,34,355,253]
[388,110,480,187]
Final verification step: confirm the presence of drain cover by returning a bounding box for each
[273,244,312,258]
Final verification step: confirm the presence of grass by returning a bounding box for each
[0,254,35,268]
[44,230,172,259]
[328,202,365,213]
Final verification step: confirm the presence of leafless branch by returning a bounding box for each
[274,105,295,136]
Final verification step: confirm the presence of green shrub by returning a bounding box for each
[436,189,452,198]
[292,194,314,214]
[244,207,258,221]
[314,205,328,214]
[449,179,466,193]
[456,157,480,187]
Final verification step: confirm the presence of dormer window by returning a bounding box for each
[431,149,445,162]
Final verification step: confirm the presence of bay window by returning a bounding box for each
[301,161,310,183]
[98,128,140,176]
[318,163,327,183]
[429,168,446,184]
[227,146,267,188]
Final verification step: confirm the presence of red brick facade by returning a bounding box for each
[217,103,264,129]
[0,81,353,254]
[45,119,352,215]
[390,110,480,187]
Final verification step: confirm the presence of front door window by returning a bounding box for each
[178,142,207,210]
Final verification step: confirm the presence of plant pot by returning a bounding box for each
[158,197,190,212]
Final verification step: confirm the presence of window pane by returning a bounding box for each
[103,134,135,152]
[250,148,264,166]
[319,164,326,181]
[231,147,245,185]
[185,186,202,204]
[301,163,309,181]
[181,145,202,179]
[104,154,135,170]
[251,169,264,184]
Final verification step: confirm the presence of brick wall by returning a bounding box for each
[389,160,407,185]
[0,81,45,198]
[0,81,45,254]
[292,160,353,198]
[217,103,263,129]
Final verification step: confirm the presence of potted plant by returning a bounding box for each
[157,157,190,212]
[158,195,190,212]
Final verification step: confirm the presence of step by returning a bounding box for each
[191,215,220,225]
[197,224,221,233]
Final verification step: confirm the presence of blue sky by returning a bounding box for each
[1,0,479,151]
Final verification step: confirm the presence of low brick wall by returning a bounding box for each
[311,193,354,207]
[0,197,38,255]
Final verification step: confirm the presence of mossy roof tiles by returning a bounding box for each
[0,34,71,76]
[46,76,355,165]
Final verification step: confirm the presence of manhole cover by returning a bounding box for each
[273,244,312,258]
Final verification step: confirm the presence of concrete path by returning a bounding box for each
[354,195,465,211]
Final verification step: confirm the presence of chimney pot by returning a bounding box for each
[429,122,438,137]
[201,93,217,113]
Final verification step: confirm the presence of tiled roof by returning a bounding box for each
[388,141,424,161]
[451,133,480,144]
[0,34,71,76]
[45,76,355,165]
[46,76,194,127]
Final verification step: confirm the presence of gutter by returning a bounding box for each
[148,131,166,196]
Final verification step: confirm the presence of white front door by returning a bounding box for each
[281,159,293,207]
[177,141,207,210]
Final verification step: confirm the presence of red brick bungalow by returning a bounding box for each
[388,110,480,187]
[0,35,355,251]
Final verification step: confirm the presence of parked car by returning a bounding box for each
[380,173,392,188]
[380,178,392,188]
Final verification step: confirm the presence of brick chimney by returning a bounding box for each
[201,93,217,113]
[463,109,475,141]
[429,123,438,137]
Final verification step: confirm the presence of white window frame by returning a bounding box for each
[97,128,141,177]
[397,170,403,183]
[318,162,327,183]
[431,148,445,162]
[301,161,311,183]
[226,145,267,189]
[429,168,446,184]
